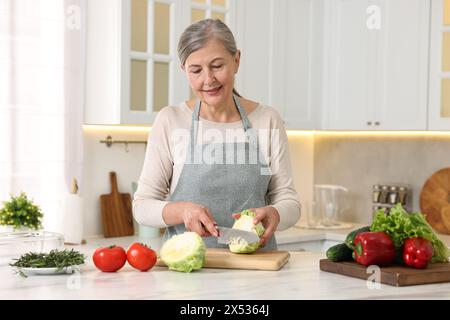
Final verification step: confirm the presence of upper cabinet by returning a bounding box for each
[85,0,236,125]
[234,0,319,129]
[232,0,433,130]
[85,0,446,131]
[121,0,186,125]
[321,0,430,130]
[85,0,123,125]
[428,0,450,130]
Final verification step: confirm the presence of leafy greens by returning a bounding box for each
[371,204,449,263]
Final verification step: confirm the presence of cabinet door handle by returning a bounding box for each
[367,121,372,126]
[374,121,380,126]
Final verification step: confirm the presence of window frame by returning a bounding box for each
[121,0,235,125]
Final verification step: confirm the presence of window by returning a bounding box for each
[189,0,230,98]
[123,0,234,124]
[191,0,228,23]
[130,0,172,114]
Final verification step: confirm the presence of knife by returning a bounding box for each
[215,226,260,244]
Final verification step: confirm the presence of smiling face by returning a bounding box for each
[183,38,240,107]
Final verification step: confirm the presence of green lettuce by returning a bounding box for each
[371,203,449,263]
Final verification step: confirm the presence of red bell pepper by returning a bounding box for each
[402,237,434,269]
[354,232,396,266]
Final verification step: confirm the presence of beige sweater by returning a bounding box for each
[133,101,301,231]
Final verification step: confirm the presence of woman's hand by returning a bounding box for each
[232,206,280,247]
[167,201,218,237]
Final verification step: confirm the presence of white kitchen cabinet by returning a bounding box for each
[234,0,319,129]
[85,0,434,130]
[85,0,188,125]
[85,0,123,125]
[321,0,430,130]
[85,0,236,125]
[428,0,450,130]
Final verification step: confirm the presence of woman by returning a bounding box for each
[133,19,301,250]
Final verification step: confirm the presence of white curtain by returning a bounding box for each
[0,0,86,231]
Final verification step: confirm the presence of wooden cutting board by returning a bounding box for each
[100,172,134,237]
[320,259,450,286]
[420,167,450,234]
[157,248,290,271]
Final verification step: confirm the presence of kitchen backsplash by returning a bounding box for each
[82,127,149,237]
[81,128,314,238]
[82,128,450,238]
[314,134,450,224]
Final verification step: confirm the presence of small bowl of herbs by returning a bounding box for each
[10,249,86,277]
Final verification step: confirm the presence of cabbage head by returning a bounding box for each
[160,232,206,272]
[229,209,265,254]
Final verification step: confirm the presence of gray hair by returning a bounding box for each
[178,19,241,97]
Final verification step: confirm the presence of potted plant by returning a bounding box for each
[0,192,43,232]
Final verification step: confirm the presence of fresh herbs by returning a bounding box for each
[10,249,86,273]
[371,203,450,263]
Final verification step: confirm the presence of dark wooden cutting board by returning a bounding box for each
[320,259,450,286]
[100,172,134,237]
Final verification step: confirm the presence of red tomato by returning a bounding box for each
[92,245,127,272]
[126,242,157,272]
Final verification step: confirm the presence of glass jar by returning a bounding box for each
[379,185,389,203]
[398,186,408,205]
[372,185,381,203]
[0,230,64,266]
[388,186,399,204]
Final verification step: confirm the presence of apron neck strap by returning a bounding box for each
[190,95,252,147]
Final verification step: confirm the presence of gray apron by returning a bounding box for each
[162,95,277,250]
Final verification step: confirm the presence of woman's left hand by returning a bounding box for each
[232,206,280,247]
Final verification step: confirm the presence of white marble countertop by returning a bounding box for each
[277,223,450,247]
[276,223,363,244]
[2,225,450,300]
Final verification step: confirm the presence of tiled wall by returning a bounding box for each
[83,129,450,237]
[83,127,149,237]
[82,128,314,237]
[314,134,450,224]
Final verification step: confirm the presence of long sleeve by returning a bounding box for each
[132,102,302,231]
[266,110,302,231]
[132,107,174,228]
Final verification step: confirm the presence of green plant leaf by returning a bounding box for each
[0,192,43,230]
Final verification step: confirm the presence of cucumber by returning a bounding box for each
[345,226,371,249]
[326,243,353,262]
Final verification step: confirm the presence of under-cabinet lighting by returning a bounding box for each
[83,126,450,137]
[311,131,450,136]
[83,125,151,133]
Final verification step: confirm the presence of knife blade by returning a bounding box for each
[216,226,260,244]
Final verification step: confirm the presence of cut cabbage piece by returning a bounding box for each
[160,232,206,272]
[229,209,264,254]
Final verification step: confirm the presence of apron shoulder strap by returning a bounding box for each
[190,95,254,149]
[232,95,252,131]
[191,99,201,148]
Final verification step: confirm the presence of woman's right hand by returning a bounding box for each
[163,201,218,237]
